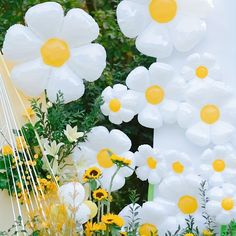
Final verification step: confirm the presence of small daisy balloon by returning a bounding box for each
[72,126,135,191]
[182,53,221,85]
[177,82,236,146]
[117,0,214,58]
[135,145,163,184]
[199,145,236,186]
[159,150,194,178]
[100,84,138,125]
[3,2,106,103]
[207,183,236,225]
[126,62,186,128]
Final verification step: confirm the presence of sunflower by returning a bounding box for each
[110,154,131,167]
[85,221,106,236]
[93,188,108,201]
[202,230,213,236]
[139,223,158,236]
[120,232,127,236]
[101,214,124,227]
[83,167,102,182]
[2,145,13,156]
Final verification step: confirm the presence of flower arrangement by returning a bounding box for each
[1,1,236,236]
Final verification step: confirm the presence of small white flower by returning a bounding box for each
[177,82,236,146]
[199,145,236,186]
[207,183,236,225]
[135,145,163,184]
[101,84,138,125]
[126,62,186,129]
[44,140,63,158]
[182,53,221,86]
[64,124,84,143]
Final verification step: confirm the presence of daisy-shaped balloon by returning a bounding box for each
[59,182,97,224]
[159,150,194,178]
[72,126,135,191]
[126,62,186,128]
[182,53,221,85]
[100,84,138,125]
[135,145,163,184]
[199,145,236,186]
[177,83,236,146]
[3,2,106,103]
[155,175,206,232]
[117,0,213,59]
[207,183,236,225]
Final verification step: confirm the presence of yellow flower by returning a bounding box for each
[93,188,108,201]
[2,145,13,156]
[16,136,27,151]
[102,214,124,227]
[22,107,35,120]
[83,166,102,182]
[139,223,158,236]
[110,154,131,166]
[202,230,213,236]
[120,232,127,236]
[85,222,106,236]
[184,233,195,236]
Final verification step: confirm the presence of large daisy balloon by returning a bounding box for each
[155,175,205,232]
[126,62,186,129]
[199,145,236,186]
[100,84,138,125]
[177,82,236,146]
[207,183,236,225]
[117,0,213,58]
[135,145,163,184]
[72,126,135,191]
[182,53,221,86]
[159,150,194,178]
[3,2,106,103]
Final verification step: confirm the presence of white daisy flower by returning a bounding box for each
[135,145,163,184]
[72,126,135,191]
[117,0,213,59]
[177,83,236,146]
[3,2,106,103]
[59,182,92,224]
[64,124,84,143]
[126,62,186,129]
[199,145,236,186]
[159,150,194,178]
[100,84,138,125]
[154,175,206,232]
[182,53,221,85]
[207,183,236,225]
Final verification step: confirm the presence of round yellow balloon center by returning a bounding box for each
[41,38,70,67]
[172,161,184,174]
[109,99,121,112]
[196,66,208,79]
[149,0,177,23]
[178,195,198,214]
[145,85,165,105]
[97,149,114,168]
[200,104,220,124]
[212,159,225,172]
[139,223,158,236]
[221,198,234,211]
[147,157,157,169]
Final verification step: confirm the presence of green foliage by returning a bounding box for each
[0,0,155,212]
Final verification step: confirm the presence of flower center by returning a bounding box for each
[40,38,70,67]
[147,157,157,169]
[149,0,177,23]
[97,149,114,168]
[178,195,198,214]
[145,85,165,105]
[200,104,220,124]
[196,66,208,79]
[172,161,184,174]
[212,159,225,172]
[139,223,158,236]
[221,198,234,211]
[109,99,121,112]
